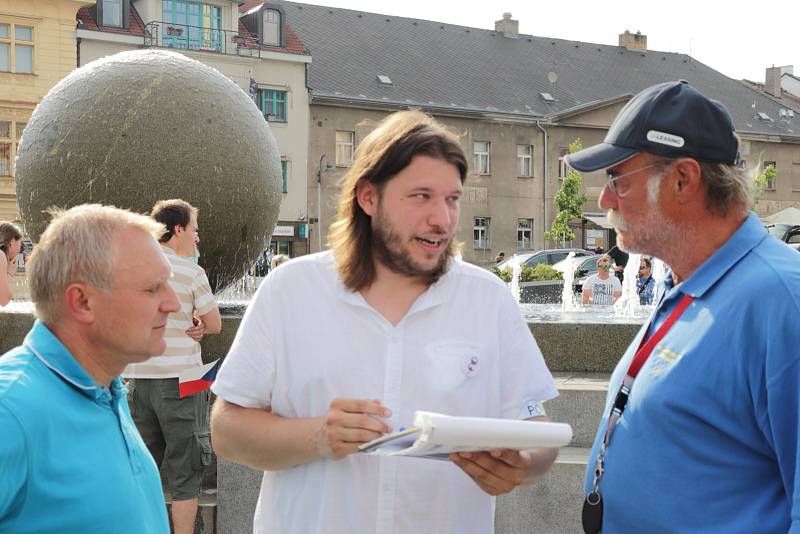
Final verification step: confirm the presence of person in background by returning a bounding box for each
[495,251,506,263]
[607,245,628,283]
[582,254,622,305]
[124,199,221,534]
[0,222,22,306]
[0,204,177,533]
[270,254,290,270]
[636,257,656,305]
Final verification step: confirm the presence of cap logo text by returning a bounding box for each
[647,130,684,147]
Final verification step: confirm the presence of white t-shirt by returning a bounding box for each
[212,251,558,534]
[583,274,622,305]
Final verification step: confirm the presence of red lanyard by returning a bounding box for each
[603,293,694,445]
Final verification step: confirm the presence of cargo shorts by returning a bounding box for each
[127,378,213,501]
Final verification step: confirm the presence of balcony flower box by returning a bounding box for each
[166,26,184,36]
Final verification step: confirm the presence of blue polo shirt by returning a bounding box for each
[0,321,169,533]
[585,212,800,533]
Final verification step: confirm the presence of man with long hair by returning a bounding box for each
[210,110,558,533]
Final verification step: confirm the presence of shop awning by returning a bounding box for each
[583,215,613,229]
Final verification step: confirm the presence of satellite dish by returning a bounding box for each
[547,71,558,84]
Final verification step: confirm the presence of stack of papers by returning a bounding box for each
[359,411,573,460]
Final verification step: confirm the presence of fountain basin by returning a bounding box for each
[1,303,643,374]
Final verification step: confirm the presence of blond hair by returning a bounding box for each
[328,110,467,291]
[28,204,165,324]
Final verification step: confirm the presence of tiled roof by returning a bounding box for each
[280,1,800,139]
[76,4,145,37]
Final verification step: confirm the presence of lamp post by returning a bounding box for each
[316,154,333,252]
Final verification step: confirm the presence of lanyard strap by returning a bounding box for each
[603,293,694,445]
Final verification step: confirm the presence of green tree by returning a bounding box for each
[545,138,588,246]
[751,163,776,210]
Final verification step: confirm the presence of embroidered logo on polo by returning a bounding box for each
[647,130,685,147]
[649,344,684,377]
[463,355,480,377]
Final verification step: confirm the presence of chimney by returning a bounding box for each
[618,29,647,51]
[495,12,518,38]
[765,65,792,97]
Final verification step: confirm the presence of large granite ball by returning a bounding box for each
[15,49,281,291]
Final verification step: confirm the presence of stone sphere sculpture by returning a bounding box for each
[15,49,282,292]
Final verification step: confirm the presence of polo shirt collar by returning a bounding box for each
[666,212,767,298]
[23,320,120,401]
[161,245,177,257]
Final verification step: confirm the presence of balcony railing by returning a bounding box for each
[143,21,269,58]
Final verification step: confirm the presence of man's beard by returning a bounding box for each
[607,201,680,256]
[606,172,680,255]
[371,210,453,282]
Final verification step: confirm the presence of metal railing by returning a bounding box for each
[143,21,268,58]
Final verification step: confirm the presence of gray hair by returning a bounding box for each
[28,204,165,324]
[652,156,751,216]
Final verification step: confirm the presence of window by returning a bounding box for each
[162,1,222,51]
[262,9,281,46]
[336,131,354,166]
[0,23,34,74]
[763,161,776,191]
[258,89,287,122]
[281,159,288,194]
[101,0,123,27]
[517,144,532,177]
[473,141,490,174]
[0,121,10,176]
[517,218,533,249]
[473,217,491,249]
[558,147,569,180]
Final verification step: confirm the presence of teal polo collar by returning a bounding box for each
[23,320,121,402]
[665,212,768,298]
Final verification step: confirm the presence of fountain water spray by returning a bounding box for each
[509,255,521,304]
[613,253,641,317]
[559,251,579,311]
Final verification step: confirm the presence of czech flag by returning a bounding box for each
[178,359,221,398]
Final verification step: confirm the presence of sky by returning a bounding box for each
[299,0,799,83]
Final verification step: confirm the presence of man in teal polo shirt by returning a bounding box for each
[568,81,800,533]
[0,204,179,533]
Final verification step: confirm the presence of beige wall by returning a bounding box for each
[744,137,800,217]
[308,105,555,265]
[0,0,91,223]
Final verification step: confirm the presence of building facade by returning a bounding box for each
[284,2,800,265]
[1,0,92,224]
[77,0,312,256]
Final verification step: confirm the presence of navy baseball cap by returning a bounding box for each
[566,80,739,172]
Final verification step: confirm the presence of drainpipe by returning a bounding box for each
[536,121,548,247]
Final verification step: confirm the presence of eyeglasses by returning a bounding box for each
[638,265,648,271]
[606,164,659,197]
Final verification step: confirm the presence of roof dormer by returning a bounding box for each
[241,3,286,48]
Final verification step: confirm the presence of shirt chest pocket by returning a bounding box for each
[422,341,489,392]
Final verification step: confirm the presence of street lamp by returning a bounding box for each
[316,154,334,251]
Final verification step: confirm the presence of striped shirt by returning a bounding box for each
[123,246,217,378]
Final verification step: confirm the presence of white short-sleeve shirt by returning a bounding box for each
[583,274,622,305]
[212,252,558,534]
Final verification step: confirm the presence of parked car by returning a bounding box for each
[496,248,594,272]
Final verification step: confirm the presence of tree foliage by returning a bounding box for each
[491,263,563,283]
[751,163,776,210]
[545,138,588,246]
